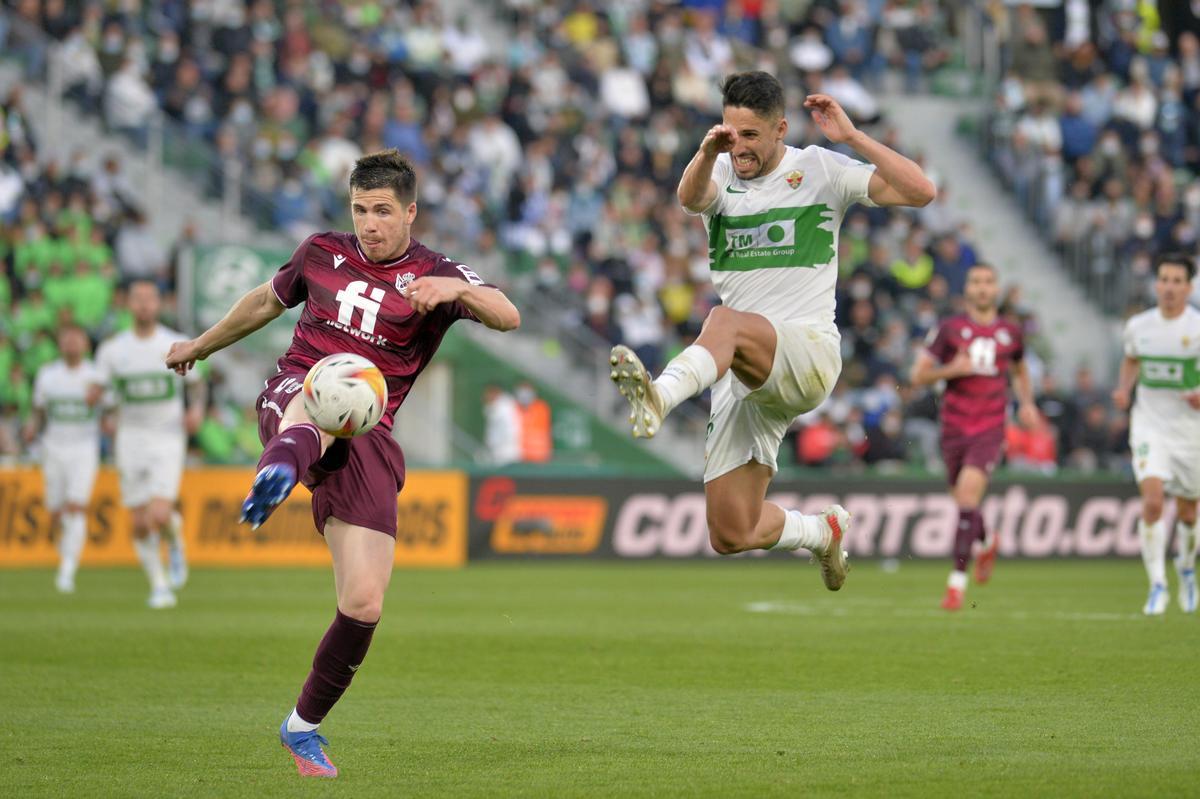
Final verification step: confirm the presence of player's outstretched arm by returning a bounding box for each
[804,94,936,208]
[677,124,735,213]
[406,277,521,331]
[166,281,286,375]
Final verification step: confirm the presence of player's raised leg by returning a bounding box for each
[943,465,988,611]
[610,306,773,438]
[280,518,394,778]
[1138,477,1169,616]
[1174,497,1198,613]
[705,461,850,590]
[244,393,335,529]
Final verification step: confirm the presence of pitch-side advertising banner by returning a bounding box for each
[0,468,467,568]
[468,476,1152,559]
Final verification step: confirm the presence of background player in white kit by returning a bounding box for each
[91,280,205,608]
[25,324,103,594]
[610,72,935,586]
[1113,253,1200,616]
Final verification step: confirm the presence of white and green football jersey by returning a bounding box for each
[32,359,102,449]
[95,325,198,435]
[1123,305,1200,435]
[690,145,876,329]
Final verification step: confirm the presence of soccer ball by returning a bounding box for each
[302,353,388,438]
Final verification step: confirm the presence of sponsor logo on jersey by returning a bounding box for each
[785,170,804,189]
[329,280,390,346]
[708,206,834,271]
[332,254,346,269]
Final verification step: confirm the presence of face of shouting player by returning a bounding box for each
[722,105,788,180]
[351,186,418,263]
[964,265,999,314]
[1155,262,1192,317]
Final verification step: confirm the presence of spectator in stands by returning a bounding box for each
[514,382,552,464]
[483,385,522,467]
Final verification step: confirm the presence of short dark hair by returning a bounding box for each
[1154,252,1196,280]
[968,262,996,274]
[720,71,785,120]
[349,149,417,203]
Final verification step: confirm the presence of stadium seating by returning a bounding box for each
[0,0,1136,474]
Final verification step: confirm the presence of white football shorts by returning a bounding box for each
[704,318,842,483]
[1130,414,1200,499]
[115,430,186,508]
[42,444,99,510]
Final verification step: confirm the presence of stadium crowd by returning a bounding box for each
[986,2,1200,318]
[0,0,1144,475]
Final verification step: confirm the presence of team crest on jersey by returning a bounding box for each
[996,328,1012,346]
[785,170,804,189]
[961,327,973,340]
[395,272,417,295]
[1185,336,1192,347]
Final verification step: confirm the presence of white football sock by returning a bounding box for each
[287,707,320,733]
[1177,520,1198,570]
[133,532,169,592]
[1140,519,1167,586]
[948,570,968,591]
[164,510,186,557]
[652,345,719,415]
[57,512,87,580]
[771,509,828,552]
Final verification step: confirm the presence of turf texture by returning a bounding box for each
[2,560,1198,798]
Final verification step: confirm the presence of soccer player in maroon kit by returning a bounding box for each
[910,264,1039,611]
[164,150,520,777]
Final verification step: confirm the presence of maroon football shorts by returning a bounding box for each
[940,424,1005,487]
[257,371,406,537]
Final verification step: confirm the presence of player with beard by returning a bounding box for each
[609,71,936,588]
[911,263,1039,611]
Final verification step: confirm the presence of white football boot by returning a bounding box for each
[1143,583,1168,616]
[609,345,666,439]
[816,505,851,591]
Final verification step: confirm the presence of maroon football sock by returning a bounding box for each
[295,610,378,724]
[953,508,981,572]
[258,423,323,477]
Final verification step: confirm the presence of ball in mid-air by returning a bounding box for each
[302,353,387,438]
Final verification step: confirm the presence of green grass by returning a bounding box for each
[2,561,1198,798]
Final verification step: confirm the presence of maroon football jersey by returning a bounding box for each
[270,232,489,431]
[925,314,1024,436]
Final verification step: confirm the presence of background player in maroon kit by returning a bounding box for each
[164,150,519,777]
[910,264,1039,611]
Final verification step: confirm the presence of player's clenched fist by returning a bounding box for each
[166,340,201,375]
[700,124,737,156]
[406,275,465,315]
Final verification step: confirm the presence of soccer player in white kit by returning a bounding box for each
[25,324,103,594]
[610,72,935,587]
[1112,253,1200,616]
[91,280,205,608]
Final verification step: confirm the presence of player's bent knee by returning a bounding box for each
[339,594,384,624]
[708,520,752,555]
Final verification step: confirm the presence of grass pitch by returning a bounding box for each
[2,560,1198,798]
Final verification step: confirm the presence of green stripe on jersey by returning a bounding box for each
[47,398,95,422]
[708,205,835,272]
[114,373,177,403]
[1139,356,1200,390]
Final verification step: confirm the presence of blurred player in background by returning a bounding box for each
[91,280,203,609]
[610,71,935,588]
[24,324,103,594]
[1112,253,1200,616]
[165,149,519,778]
[911,263,1039,611]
